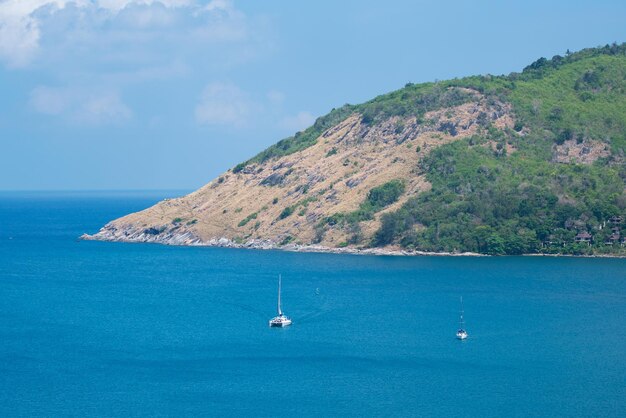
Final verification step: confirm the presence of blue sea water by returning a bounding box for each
[0,191,625,417]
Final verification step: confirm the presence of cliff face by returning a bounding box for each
[85,89,513,249]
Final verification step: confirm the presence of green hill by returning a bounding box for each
[88,43,626,256]
[244,44,626,255]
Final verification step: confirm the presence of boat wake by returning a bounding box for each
[294,291,334,324]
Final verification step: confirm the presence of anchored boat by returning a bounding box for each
[269,274,292,327]
[456,296,468,340]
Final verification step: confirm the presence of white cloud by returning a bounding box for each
[0,0,71,67]
[203,0,230,13]
[98,1,192,12]
[0,18,39,68]
[280,111,316,132]
[2,0,273,128]
[0,0,252,68]
[80,91,132,123]
[195,81,251,127]
[30,85,132,124]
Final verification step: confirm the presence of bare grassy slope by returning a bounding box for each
[86,88,513,249]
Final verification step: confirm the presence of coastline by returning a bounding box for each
[80,232,484,257]
[80,232,626,259]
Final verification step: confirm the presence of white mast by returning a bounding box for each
[277,274,283,316]
[459,296,464,328]
[269,273,291,327]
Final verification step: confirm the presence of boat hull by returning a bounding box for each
[269,316,292,327]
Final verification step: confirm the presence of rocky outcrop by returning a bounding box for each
[552,138,611,164]
[81,223,203,245]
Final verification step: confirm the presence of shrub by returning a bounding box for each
[279,206,295,219]
[233,163,245,173]
[323,180,406,229]
[280,235,294,245]
[365,180,406,211]
[238,212,258,227]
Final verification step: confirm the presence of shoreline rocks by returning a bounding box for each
[80,228,626,259]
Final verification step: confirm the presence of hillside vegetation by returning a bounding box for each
[88,44,626,256]
[372,45,626,255]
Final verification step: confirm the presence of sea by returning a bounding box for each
[0,191,625,417]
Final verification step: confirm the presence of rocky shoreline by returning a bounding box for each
[80,226,485,257]
[80,228,626,258]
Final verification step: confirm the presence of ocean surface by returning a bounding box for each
[0,191,625,417]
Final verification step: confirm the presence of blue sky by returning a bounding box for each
[1,0,625,190]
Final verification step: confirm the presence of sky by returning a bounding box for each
[1,0,625,191]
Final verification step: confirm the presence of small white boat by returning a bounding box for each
[456,296,468,340]
[269,274,292,327]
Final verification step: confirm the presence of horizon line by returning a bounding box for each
[0,188,194,193]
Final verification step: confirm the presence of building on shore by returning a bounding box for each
[575,231,592,245]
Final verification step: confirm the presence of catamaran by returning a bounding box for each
[269,274,292,327]
[456,296,468,340]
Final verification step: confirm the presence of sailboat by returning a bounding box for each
[456,296,468,340]
[269,274,292,327]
